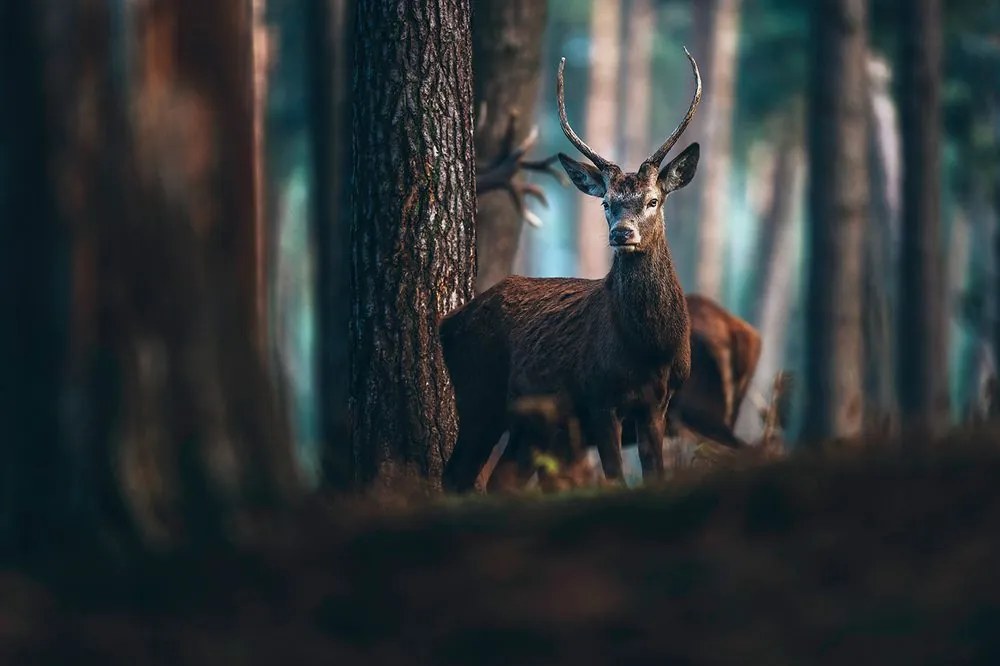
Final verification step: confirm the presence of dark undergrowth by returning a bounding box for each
[4,427,1000,665]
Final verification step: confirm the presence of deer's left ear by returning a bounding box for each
[658,142,700,193]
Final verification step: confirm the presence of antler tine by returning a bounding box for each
[557,57,613,171]
[644,46,703,168]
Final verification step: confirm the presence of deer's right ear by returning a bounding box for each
[558,153,607,198]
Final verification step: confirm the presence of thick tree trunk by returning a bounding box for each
[897,0,948,434]
[350,0,476,488]
[695,0,742,300]
[802,0,869,442]
[472,0,547,293]
[310,0,354,487]
[576,0,621,279]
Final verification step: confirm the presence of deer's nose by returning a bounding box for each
[609,225,638,246]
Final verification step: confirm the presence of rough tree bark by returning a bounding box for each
[802,0,869,442]
[350,0,477,488]
[695,0,742,300]
[576,0,621,279]
[472,0,547,293]
[897,0,949,434]
[310,0,354,488]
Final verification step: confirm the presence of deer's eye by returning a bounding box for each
[647,199,658,208]
[602,202,609,210]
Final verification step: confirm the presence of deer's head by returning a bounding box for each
[557,48,702,255]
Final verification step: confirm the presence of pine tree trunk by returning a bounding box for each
[310,0,354,488]
[576,0,621,279]
[802,0,869,442]
[897,0,948,434]
[472,0,547,293]
[695,0,742,300]
[350,0,476,488]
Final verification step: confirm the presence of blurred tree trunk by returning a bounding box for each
[735,127,805,441]
[252,0,269,351]
[695,0,742,300]
[897,0,948,434]
[618,0,655,169]
[864,53,901,430]
[472,0,547,293]
[0,1,75,560]
[576,0,621,279]
[350,0,476,488]
[802,0,869,442]
[310,0,354,488]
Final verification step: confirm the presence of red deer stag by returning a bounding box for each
[441,48,702,492]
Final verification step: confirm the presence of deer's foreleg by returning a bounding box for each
[588,410,624,482]
[636,406,667,480]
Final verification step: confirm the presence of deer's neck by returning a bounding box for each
[606,240,687,358]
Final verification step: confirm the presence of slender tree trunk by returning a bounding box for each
[252,0,271,353]
[619,0,656,169]
[802,0,869,442]
[897,0,948,434]
[864,53,900,430]
[577,0,621,279]
[350,0,476,488]
[472,0,547,293]
[310,0,354,487]
[695,0,742,300]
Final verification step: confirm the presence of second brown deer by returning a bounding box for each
[441,48,702,492]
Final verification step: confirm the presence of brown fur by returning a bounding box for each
[667,295,762,449]
[440,147,699,493]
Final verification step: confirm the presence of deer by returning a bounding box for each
[668,294,762,449]
[440,48,702,493]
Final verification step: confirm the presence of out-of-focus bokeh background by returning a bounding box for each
[267,0,1000,471]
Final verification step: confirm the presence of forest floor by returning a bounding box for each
[4,428,1000,665]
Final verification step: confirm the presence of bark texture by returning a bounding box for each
[350,0,476,488]
[897,0,949,433]
[472,0,547,293]
[802,0,869,442]
[695,0,743,300]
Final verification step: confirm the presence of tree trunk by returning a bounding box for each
[0,1,74,560]
[864,53,901,430]
[897,0,948,434]
[576,0,621,279]
[350,0,476,488]
[310,0,354,488]
[802,0,869,442]
[619,0,656,169]
[695,0,742,300]
[472,0,547,293]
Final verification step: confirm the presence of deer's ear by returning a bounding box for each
[658,142,700,193]
[558,153,607,197]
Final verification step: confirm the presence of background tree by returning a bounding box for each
[309,0,354,487]
[472,0,548,293]
[897,0,949,434]
[802,0,869,442]
[349,0,477,488]
[695,0,743,300]
[576,0,621,279]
